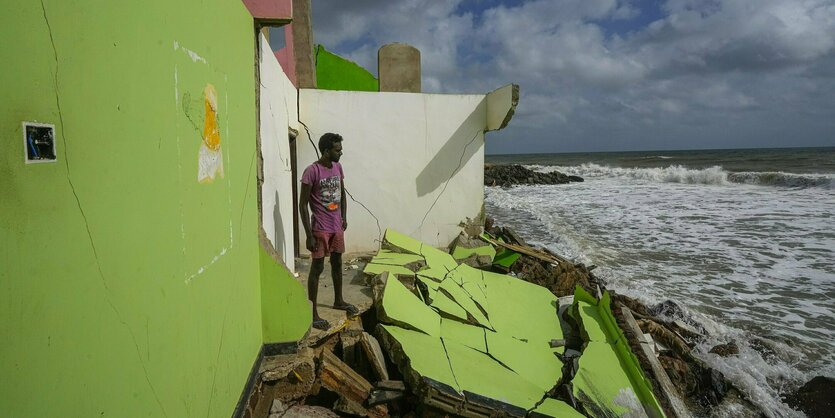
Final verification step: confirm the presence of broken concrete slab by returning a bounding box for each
[483,270,563,345]
[378,271,440,336]
[572,287,666,418]
[441,318,488,353]
[360,331,389,381]
[259,348,316,401]
[363,262,416,279]
[280,405,340,418]
[378,325,460,394]
[319,349,373,405]
[484,330,563,392]
[429,289,471,322]
[443,338,546,414]
[439,278,491,328]
[530,398,586,418]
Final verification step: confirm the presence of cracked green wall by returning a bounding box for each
[0,1,276,416]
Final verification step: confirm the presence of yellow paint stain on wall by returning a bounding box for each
[198,84,224,183]
[203,84,221,150]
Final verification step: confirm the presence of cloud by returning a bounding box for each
[311,0,835,152]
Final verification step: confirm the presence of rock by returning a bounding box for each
[709,341,739,357]
[568,175,584,182]
[280,405,341,418]
[484,164,582,187]
[784,376,835,418]
[270,399,287,414]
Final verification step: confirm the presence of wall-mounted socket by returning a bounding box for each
[23,122,56,164]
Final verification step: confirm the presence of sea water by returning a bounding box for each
[485,147,835,417]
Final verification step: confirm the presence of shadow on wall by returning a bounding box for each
[273,190,286,262]
[415,102,485,197]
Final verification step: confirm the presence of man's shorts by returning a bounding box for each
[311,230,345,259]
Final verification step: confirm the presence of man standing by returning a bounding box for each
[299,133,358,330]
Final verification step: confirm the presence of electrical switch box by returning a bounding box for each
[23,122,56,163]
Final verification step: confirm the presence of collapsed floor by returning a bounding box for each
[244,222,756,417]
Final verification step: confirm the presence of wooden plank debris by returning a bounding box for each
[621,307,693,418]
[479,235,567,265]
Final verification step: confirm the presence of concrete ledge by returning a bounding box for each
[486,84,519,132]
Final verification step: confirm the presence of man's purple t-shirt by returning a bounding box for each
[301,161,344,233]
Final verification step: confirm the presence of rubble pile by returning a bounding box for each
[247,217,806,418]
[246,226,677,418]
[484,164,583,188]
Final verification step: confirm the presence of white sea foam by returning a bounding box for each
[485,174,835,416]
[530,163,834,188]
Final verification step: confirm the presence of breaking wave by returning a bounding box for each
[532,163,833,189]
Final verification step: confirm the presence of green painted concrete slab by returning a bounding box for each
[364,263,416,278]
[370,251,425,266]
[416,275,440,303]
[421,245,459,270]
[440,279,491,328]
[452,244,496,260]
[383,229,424,255]
[381,325,459,391]
[572,287,665,418]
[483,270,563,344]
[443,339,546,411]
[532,398,586,418]
[485,331,563,392]
[431,291,471,322]
[416,266,449,283]
[493,249,521,269]
[380,273,440,336]
[576,300,610,343]
[573,342,648,418]
[441,318,487,353]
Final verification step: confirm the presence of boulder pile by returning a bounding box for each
[484,164,583,188]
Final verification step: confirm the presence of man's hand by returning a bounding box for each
[306,236,317,253]
[342,219,348,231]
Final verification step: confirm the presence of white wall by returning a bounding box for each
[297,89,488,253]
[259,33,298,272]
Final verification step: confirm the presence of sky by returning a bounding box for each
[310,0,835,154]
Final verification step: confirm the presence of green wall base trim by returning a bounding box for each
[260,246,312,343]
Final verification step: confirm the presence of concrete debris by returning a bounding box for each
[248,220,744,418]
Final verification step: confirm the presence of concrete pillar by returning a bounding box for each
[378,43,421,93]
[291,0,316,88]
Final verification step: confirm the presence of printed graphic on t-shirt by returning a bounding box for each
[319,176,341,211]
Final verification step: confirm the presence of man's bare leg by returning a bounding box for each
[308,257,328,329]
[330,252,358,316]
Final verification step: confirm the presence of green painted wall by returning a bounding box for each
[315,45,380,91]
[0,1,279,416]
[260,246,312,342]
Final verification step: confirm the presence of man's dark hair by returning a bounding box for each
[318,133,343,154]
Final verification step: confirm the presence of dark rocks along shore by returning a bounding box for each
[484,164,583,187]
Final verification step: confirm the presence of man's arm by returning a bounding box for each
[340,179,347,231]
[299,183,316,252]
